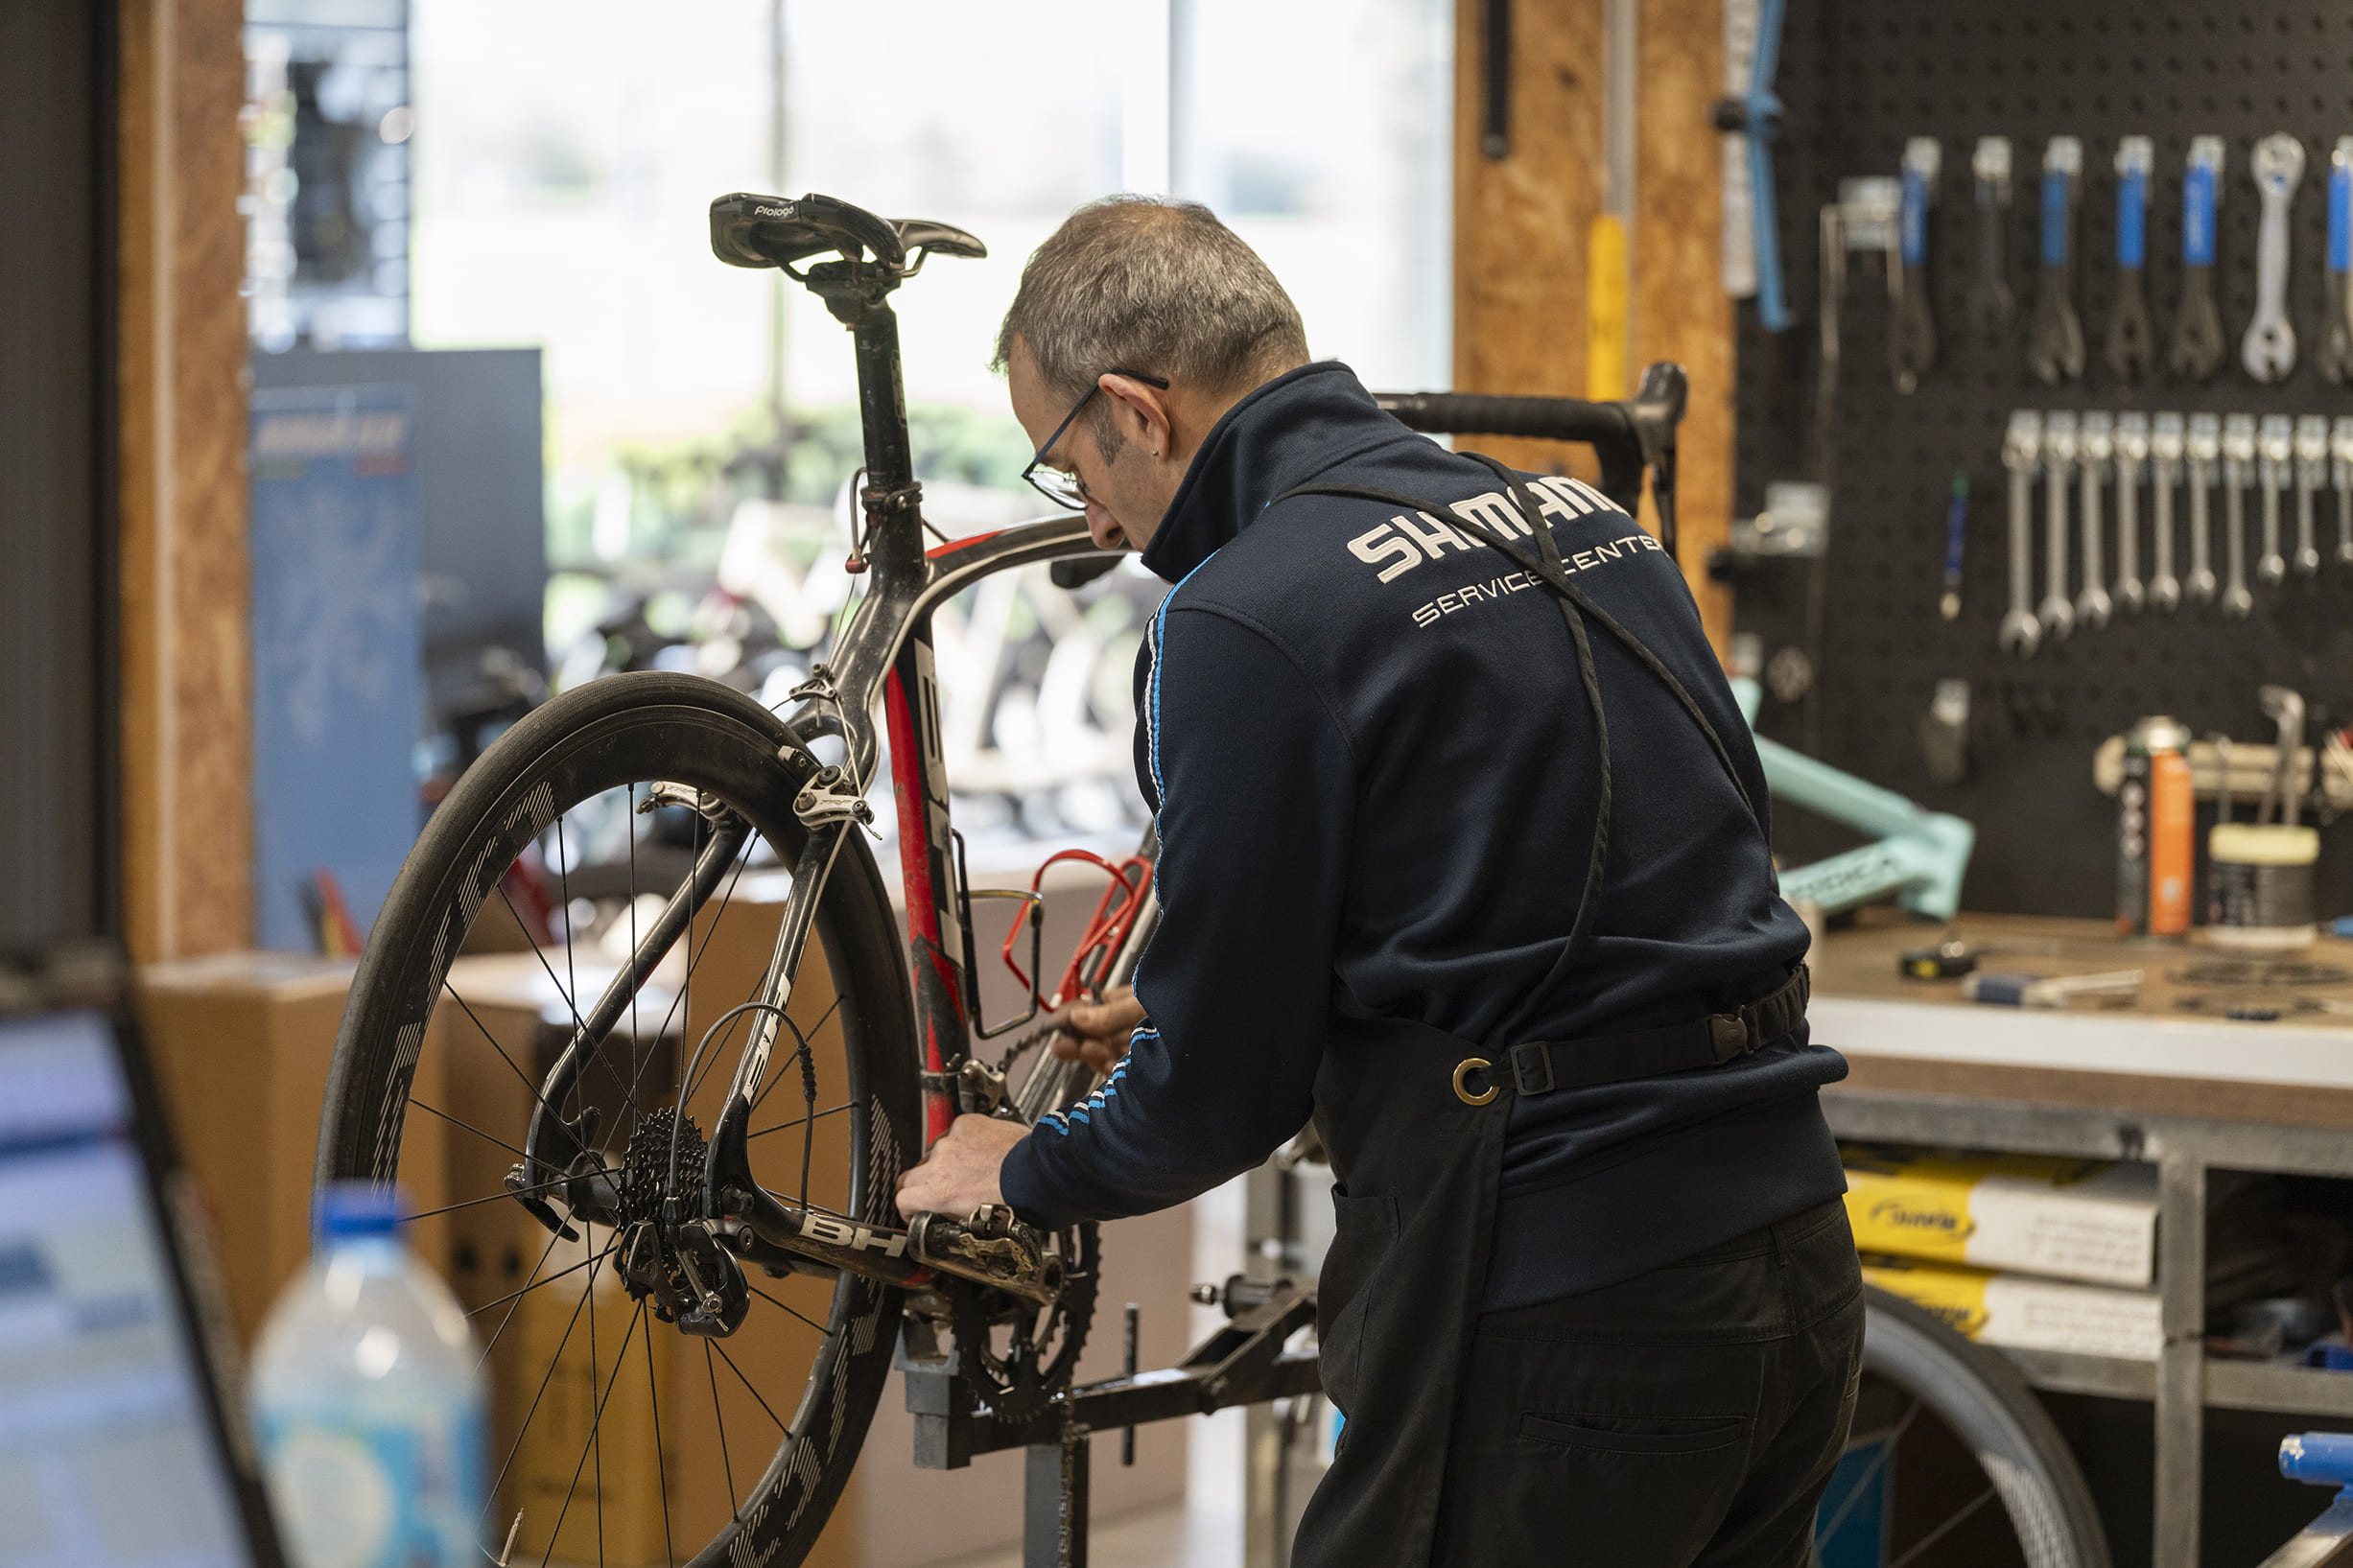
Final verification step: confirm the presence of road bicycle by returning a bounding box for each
[316,188,2109,1568]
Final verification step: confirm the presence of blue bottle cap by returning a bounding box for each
[315,1182,408,1240]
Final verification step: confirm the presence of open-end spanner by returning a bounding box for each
[2185,412,2221,606]
[2168,137,2227,381]
[2000,410,2043,657]
[2105,136,2156,383]
[1968,137,2016,336]
[2114,411,2149,612]
[2258,414,2293,586]
[2150,411,2184,612]
[2333,416,2353,568]
[2243,134,2307,385]
[2222,413,2257,619]
[1891,137,1939,392]
[2320,139,2353,384]
[2038,410,2078,640]
[2076,410,2114,628]
[2294,414,2328,577]
[2029,137,2085,384]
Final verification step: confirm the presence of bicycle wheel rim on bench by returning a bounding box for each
[318,670,920,1568]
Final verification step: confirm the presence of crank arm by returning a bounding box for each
[515,799,758,1215]
[718,1182,1066,1310]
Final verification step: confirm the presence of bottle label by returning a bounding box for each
[259,1405,487,1568]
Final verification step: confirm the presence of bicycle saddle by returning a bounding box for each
[710,191,986,273]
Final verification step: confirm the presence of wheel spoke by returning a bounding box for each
[1885,1484,1998,1568]
[747,1279,832,1336]
[748,1100,854,1141]
[713,1341,790,1432]
[407,1172,576,1225]
[1814,1394,1922,1549]
[483,1249,607,1526]
[439,979,576,1131]
[748,995,843,1118]
[705,1341,738,1519]
[535,1300,646,1568]
[645,1299,674,1568]
[463,1241,615,1321]
[409,1099,531,1162]
[476,1227,567,1371]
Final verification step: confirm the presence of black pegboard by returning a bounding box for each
[1732,0,2353,921]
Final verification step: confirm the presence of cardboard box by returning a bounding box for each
[1842,1143,2159,1287]
[137,951,448,1344]
[1860,1252,2164,1361]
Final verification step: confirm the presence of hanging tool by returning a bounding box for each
[2105,135,2157,383]
[1940,470,1967,620]
[1966,136,2016,336]
[2244,133,2307,384]
[1961,969,2144,1008]
[2295,415,2329,577]
[1891,137,1939,391]
[2038,410,2078,640]
[2169,137,2228,381]
[2258,414,2294,587]
[2334,416,2353,568]
[2076,410,2114,630]
[2029,136,2086,384]
[2222,412,2258,620]
[1481,0,1511,158]
[2260,685,2308,829]
[2150,410,2185,612]
[2000,410,2043,658]
[2323,139,2353,384]
[1714,0,1793,331]
[2114,411,2149,613]
[2186,411,2222,606]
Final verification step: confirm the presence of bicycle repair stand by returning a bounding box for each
[898,1280,1322,1568]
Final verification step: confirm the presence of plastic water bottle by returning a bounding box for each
[250,1183,488,1568]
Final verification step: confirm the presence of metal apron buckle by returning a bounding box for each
[1451,1057,1497,1106]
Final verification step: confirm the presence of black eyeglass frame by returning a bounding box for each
[1020,369,1172,510]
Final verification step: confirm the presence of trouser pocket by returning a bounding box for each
[1315,1190,1400,1418]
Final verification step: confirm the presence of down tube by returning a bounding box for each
[883,617,969,1144]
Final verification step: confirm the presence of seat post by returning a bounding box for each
[849,299,916,493]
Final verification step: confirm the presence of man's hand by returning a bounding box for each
[895,1113,1026,1221]
[1049,985,1147,1077]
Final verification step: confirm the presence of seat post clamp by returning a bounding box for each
[1510,1041,1555,1096]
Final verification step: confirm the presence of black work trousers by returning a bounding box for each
[1430,1197,1865,1566]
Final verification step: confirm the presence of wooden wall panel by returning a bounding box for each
[1454,0,1734,652]
[118,0,251,960]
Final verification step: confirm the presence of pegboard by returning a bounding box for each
[1730,0,2353,920]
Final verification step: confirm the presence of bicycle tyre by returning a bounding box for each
[1825,1285,2112,1568]
[318,670,919,1568]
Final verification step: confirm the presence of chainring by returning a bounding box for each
[953,1220,1099,1419]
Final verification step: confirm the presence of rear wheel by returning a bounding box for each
[318,671,919,1567]
[1813,1287,2112,1568]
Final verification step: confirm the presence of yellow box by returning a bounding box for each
[1842,1143,2158,1288]
[1860,1252,2163,1361]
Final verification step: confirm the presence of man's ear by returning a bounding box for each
[1098,374,1174,460]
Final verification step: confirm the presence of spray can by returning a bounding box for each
[2118,714,2194,936]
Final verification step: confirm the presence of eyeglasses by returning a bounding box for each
[1021,369,1171,512]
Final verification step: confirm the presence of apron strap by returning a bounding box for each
[1506,961,1810,1094]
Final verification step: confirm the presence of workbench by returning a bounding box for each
[1813,909,2353,1568]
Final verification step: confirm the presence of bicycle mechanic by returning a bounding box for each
[895,198,1863,1567]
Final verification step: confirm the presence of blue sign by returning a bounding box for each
[248,386,423,951]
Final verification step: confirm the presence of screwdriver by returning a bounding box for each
[1961,969,2144,1007]
[1941,470,1968,620]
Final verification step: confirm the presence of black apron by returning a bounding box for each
[1275,457,1808,1568]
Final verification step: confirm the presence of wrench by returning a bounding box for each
[2243,133,2306,384]
[2295,414,2328,577]
[2169,137,2227,381]
[2258,414,2293,586]
[1891,138,1939,392]
[2039,410,2078,640]
[2114,410,2149,612]
[2076,410,2114,628]
[2186,411,2221,606]
[2000,410,2043,657]
[2105,136,2156,383]
[2029,137,2085,384]
[2333,416,2353,568]
[2222,413,2257,619]
[2321,138,2353,384]
[2150,411,2184,612]
[1967,137,2016,336]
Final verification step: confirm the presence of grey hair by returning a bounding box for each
[992,196,1309,454]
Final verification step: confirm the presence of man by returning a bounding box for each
[896,196,1862,1566]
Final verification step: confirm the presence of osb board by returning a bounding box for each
[118,0,252,961]
[1453,0,1736,652]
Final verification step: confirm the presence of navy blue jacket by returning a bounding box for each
[997,362,1847,1308]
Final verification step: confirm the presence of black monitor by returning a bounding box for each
[0,951,284,1567]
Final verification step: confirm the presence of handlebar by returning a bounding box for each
[1373,362,1689,560]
